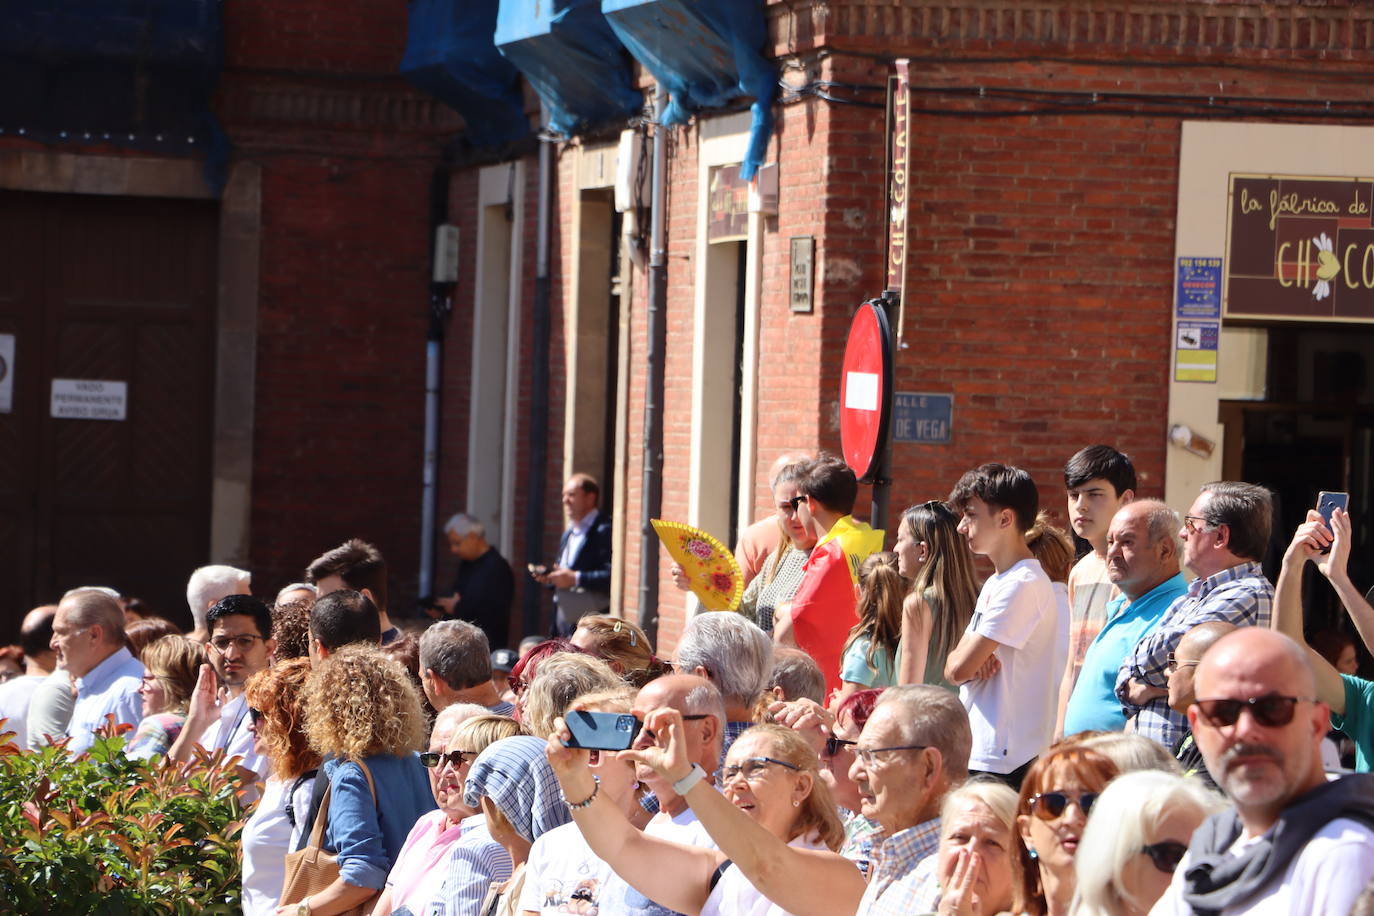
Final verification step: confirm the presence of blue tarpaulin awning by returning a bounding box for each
[401,0,530,148]
[0,0,228,192]
[601,0,774,179]
[495,0,642,138]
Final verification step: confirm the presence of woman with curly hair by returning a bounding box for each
[241,658,321,916]
[276,646,436,916]
[126,634,205,759]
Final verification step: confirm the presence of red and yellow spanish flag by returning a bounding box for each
[789,516,885,697]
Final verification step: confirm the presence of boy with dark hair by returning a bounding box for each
[1054,445,1136,737]
[782,455,883,697]
[945,463,1061,788]
[305,538,400,644]
[308,589,382,659]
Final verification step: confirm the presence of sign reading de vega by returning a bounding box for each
[51,379,128,420]
[1226,174,1374,322]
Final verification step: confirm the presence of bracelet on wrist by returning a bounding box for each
[563,775,600,810]
[672,763,708,797]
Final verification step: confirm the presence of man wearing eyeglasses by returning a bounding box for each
[52,587,145,754]
[1116,482,1275,750]
[1152,628,1374,915]
[849,685,971,915]
[167,594,274,780]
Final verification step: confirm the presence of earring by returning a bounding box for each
[1028,847,1038,860]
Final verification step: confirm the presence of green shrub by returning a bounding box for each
[0,717,252,915]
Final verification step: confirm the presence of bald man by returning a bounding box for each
[610,674,726,916]
[1167,620,1237,787]
[1154,629,1374,915]
[0,605,57,747]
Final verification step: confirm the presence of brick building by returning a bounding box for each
[4,0,1374,648]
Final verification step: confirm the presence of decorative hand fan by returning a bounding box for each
[651,519,743,612]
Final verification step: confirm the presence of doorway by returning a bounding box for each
[0,190,218,634]
[1220,325,1374,648]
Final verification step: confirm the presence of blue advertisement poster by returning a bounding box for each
[1177,257,1222,319]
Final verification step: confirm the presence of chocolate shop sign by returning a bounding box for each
[1225,174,1374,323]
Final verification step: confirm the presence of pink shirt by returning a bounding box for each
[385,809,470,914]
[735,516,782,587]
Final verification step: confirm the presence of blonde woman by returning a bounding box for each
[373,714,525,916]
[894,501,980,689]
[1071,771,1224,916]
[126,634,205,759]
[517,652,621,738]
[276,646,435,916]
[570,616,670,688]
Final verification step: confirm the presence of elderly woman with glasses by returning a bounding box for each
[371,713,524,916]
[1011,745,1119,916]
[546,709,864,916]
[1071,770,1223,916]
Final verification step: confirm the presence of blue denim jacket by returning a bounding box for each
[324,754,437,889]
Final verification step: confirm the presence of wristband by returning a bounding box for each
[672,762,708,796]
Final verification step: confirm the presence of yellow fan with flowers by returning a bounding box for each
[651,519,744,612]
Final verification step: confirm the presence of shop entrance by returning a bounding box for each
[1220,325,1374,641]
[0,190,218,635]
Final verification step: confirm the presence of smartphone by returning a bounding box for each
[1317,491,1350,554]
[527,563,550,578]
[562,710,641,751]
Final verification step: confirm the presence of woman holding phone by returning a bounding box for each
[545,710,864,916]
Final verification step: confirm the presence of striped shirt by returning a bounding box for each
[1116,561,1273,748]
[855,817,942,916]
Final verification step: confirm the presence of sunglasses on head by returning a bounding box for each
[419,750,470,768]
[1141,840,1189,874]
[1192,695,1312,729]
[1029,790,1099,821]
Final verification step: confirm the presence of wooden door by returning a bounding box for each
[0,190,218,637]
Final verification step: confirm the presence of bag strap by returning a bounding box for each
[302,759,379,861]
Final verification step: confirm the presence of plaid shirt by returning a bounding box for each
[1116,561,1273,748]
[855,817,942,916]
[720,720,753,769]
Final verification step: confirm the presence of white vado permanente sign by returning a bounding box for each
[51,379,128,421]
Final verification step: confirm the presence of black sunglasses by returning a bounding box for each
[248,707,264,725]
[419,750,471,768]
[1029,790,1099,821]
[1193,695,1312,729]
[1141,840,1189,873]
[642,714,710,743]
[786,494,807,512]
[825,735,857,757]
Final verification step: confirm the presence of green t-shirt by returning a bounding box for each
[1332,673,1374,773]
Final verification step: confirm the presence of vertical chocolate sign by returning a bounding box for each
[887,60,912,338]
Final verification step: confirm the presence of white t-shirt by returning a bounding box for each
[200,693,270,780]
[700,833,828,916]
[241,774,316,916]
[1150,817,1374,916]
[0,674,46,748]
[959,558,1059,773]
[518,821,618,915]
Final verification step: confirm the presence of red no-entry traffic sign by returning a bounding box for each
[839,301,894,482]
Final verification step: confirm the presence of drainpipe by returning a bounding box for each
[419,164,453,604]
[638,85,669,644]
[523,117,555,638]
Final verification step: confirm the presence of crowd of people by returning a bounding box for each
[4,446,1374,915]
